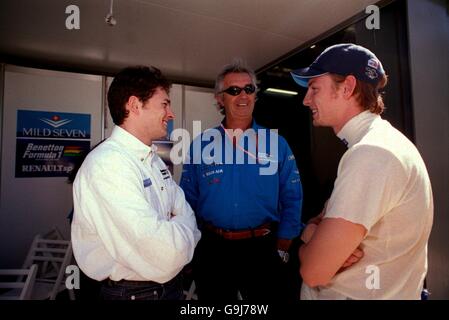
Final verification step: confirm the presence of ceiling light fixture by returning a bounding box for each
[105,0,117,26]
[265,88,298,96]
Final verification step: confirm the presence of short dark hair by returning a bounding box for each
[330,73,388,114]
[107,66,171,125]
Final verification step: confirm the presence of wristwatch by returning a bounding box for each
[277,250,290,263]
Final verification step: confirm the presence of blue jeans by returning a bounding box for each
[100,274,184,300]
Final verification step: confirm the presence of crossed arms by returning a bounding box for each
[299,206,366,288]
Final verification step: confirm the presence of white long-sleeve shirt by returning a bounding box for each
[71,125,201,283]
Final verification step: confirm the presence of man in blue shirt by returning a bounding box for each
[180,61,303,300]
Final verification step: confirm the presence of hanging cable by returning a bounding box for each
[105,0,117,26]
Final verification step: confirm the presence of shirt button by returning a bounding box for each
[161,187,164,191]
[140,158,144,162]
[234,203,238,207]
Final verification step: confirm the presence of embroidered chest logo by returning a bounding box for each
[160,169,171,180]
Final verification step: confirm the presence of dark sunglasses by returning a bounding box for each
[220,84,256,96]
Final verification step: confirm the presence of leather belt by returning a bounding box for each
[204,222,272,240]
[106,274,179,287]
[106,279,160,287]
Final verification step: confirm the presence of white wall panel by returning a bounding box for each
[185,86,221,140]
[0,66,103,268]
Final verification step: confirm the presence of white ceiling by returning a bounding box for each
[0,0,379,85]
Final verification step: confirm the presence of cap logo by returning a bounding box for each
[365,67,378,80]
[367,58,379,69]
[290,45,385,88]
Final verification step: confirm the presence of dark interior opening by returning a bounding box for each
[254,0,413,224]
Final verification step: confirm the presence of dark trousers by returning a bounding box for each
[77,271,102,300]
[100,273,184,300]
[193,229,298,301]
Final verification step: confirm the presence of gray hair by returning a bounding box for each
[214,59,258,114]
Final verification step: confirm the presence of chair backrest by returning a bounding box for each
[42,227,65,241]
[0,264,38,300]
[183,279,198,300]
[22,234,73,300]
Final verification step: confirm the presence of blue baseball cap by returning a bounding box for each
[290,43,385,87]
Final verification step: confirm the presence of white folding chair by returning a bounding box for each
[0,264,38,300]
[42,227,65,241]
[182,280,242,300]
[21,234,75,300]
[183,279,198,300]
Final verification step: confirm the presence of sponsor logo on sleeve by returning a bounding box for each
[143,178,152,187]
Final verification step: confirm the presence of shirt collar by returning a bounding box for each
[336,110,380,148]
[110,126,157,163]
[219,118,260,133]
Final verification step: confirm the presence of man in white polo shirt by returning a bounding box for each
[71,66,201,300]
[291,44,433,299]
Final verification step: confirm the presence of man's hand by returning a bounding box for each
[300,223,318,243]
[299,218,367,287]
[339,247,364,270]
[301,201,328,244]
[307,215,323,225]
[301,221,365,270]
[277,238,292,251]
[277,238,292,264]
[301,221,365,273]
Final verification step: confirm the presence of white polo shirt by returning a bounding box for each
[71,125,201,283]
[301,111,433,300]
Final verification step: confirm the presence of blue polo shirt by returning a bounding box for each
[180,120,303,239]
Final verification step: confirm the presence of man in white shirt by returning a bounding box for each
[291,44,433,299]
[71,66,201,300]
